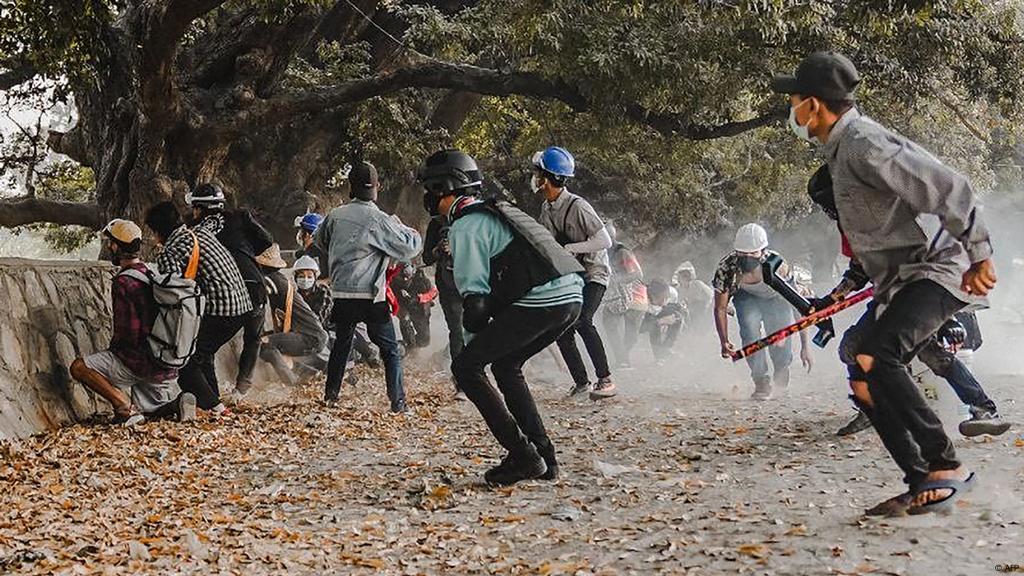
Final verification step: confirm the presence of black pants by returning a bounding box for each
[642,307,683,360]
[325,299,404,410]
[453,302,580,459]
[851,280,963,487]
[437,281,464,390]
[179,314,246,410]
[235,304,265,393]
[556,282,611,385]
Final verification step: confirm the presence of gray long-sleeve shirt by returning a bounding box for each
[823,108,992,306]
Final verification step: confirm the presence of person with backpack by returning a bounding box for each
[314,161,422,411]
[145,201,253,415]
[534,146,616,400]
[419,148,584,485]
[601,220,647,369]
[255,245,329,386]
[69,219,197,424]
[186,183,274,402]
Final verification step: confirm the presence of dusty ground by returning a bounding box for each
[1,325,1023,576]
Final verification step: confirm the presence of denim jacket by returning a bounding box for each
[314,200,422,301]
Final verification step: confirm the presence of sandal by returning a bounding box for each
[864,491,913,517]
[907,472,976,515]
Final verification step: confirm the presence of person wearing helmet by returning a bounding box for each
[254,245,329,386]
[314,161,422,412]
[146,200,251,415]
[533,146,616,400]
[713,223,812,400]
[772,52,997,514]
[807,165,1010,440]
[69,219,197,425]
[293,255,332,325]
[419,148,584,485]
[187,182,274,401]
[671,261,714,325]
[294,212,327,279]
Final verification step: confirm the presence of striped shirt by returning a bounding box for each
[156,225,252,317]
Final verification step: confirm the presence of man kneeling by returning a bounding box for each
[419,149,584,485]
[69,219,196,425]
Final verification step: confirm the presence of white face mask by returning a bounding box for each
[295,277,315,291]
[529,174,543,194]
[788,99,820,145]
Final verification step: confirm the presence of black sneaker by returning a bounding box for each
[959,408,1011,437]
[568,382,591,397]
[836,410,871,436]
[535,443,559,481]
[484,450,548,486]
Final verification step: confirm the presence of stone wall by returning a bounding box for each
[0,258,270,440]
[0,258,115,440]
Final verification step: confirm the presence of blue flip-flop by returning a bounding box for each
[907,472,976,515]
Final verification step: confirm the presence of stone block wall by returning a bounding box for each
[0,258,115,440]
[0,258,273,440]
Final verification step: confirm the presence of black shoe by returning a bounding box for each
[484,450,547,486]
[836,410,872,436]
[959,408,1011,437]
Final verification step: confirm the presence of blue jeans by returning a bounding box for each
[325,299,405,410]
[733,291,794,383]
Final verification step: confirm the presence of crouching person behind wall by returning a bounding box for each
[419,149,584,486]
[69,219,197,425]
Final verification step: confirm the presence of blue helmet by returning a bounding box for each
[296,212,323,233]
[531,146,575,178]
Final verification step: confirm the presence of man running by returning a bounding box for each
[534,146,616,400]
[772,51,997,514]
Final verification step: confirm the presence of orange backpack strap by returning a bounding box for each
[283,281,295,333]
[184,231,200,280]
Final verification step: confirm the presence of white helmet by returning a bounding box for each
[293,255,320,275]
[734,223,768,253]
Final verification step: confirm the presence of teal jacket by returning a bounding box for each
[448,208,583,309]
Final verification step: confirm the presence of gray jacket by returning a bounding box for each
[314,200,422,301]
[823,108,992,307]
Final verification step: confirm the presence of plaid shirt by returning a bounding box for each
[299,283,334,327]
[156,225,252,317]
[110,262,176,381]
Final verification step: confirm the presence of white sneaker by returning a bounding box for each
[589,377,617,400]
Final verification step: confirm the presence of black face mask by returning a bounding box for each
[737,255,762,273]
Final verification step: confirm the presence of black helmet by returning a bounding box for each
[807,164,837,222]
[418,149,483,196]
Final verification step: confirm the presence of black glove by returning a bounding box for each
[936,318,967,348]
[462,294,492,333]
[808,295,836,313]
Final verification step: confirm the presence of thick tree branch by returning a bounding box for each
[235,60,784,141]
[0,197,103,229]
[139,0,230,125]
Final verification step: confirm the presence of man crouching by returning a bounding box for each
[419,149,584,485]
[69,219,196,425]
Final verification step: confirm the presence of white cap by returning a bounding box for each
[293,255,320,275]
[734,223,768,252]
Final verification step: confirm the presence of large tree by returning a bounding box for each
[1,0,1022,245]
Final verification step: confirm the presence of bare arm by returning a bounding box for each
[714,290,733,357]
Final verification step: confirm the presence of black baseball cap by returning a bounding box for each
[771,51,860,100]
[349,161,379,190]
